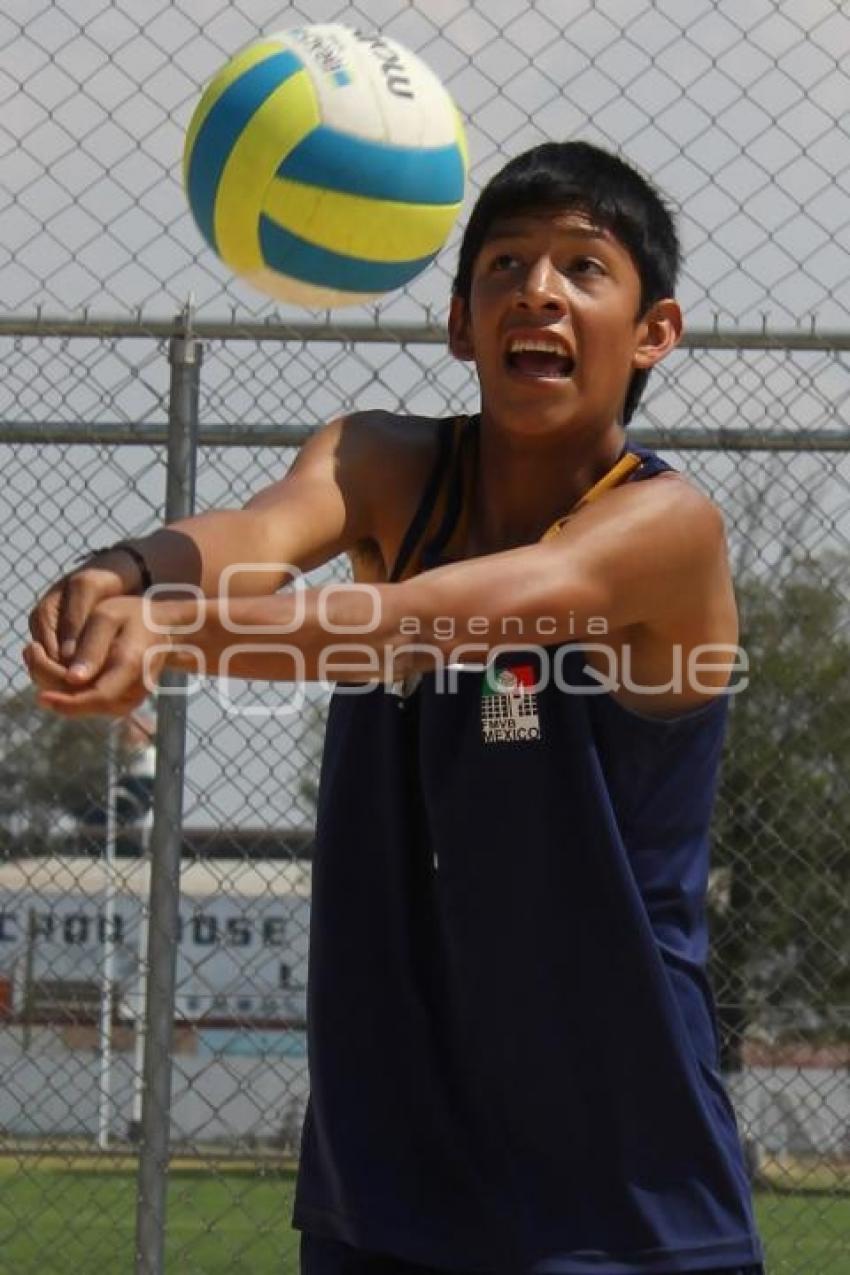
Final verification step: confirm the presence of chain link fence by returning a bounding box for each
[1,2,849,1273]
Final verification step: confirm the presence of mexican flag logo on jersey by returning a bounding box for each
[480,663,542,744]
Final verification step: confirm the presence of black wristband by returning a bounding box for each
[75,541,153,592]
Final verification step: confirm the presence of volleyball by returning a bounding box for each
[183,24,468,308]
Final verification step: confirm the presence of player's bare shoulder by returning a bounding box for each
[624,467,737,654]
[337,409,449,583]
[565,462,728,573]
[572,466,738,712]
[630,467,732,606]
[645,468,729,569]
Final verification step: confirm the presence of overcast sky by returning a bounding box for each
[1,0,848,327]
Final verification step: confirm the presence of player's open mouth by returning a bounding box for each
[504,336,575,380]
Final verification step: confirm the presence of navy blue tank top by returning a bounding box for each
[294,418,764,1274]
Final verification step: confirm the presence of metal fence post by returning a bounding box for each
[135,303,202,1275]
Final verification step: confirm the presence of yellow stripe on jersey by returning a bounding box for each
[542,452,643,541]
[398,417,470,583]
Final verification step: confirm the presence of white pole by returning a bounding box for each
[130,825,151,1142]
[98,723,119,1150]
[128,712,157,1144]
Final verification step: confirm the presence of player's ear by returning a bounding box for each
[632,298,682,371]
[448,294,475,361]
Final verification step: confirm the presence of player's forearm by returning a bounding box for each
[391,542,604,662]
[128,509,292,597]
[156,586,408,683]
[153,542,600,685]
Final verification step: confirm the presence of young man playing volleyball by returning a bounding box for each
[26,142,764,1275]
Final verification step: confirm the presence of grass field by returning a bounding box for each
[0,1158,848,1274]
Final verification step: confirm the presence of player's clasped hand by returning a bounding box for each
[27,547,145,665]
[23,595,171,718]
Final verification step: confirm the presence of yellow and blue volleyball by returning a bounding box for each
[183,24,468,308]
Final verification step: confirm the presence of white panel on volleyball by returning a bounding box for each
[284,26,384,139]
[352,32,457,148]
[292,25,456,149]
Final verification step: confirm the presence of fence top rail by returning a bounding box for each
[1,314,850,352]
[1,423,847,452]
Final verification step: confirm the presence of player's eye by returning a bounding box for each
[489,252,520,271]
[568,256,605,277]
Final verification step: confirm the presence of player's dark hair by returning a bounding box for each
[452,141,680,423]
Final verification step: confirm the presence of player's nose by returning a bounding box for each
[515,256,568,314]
